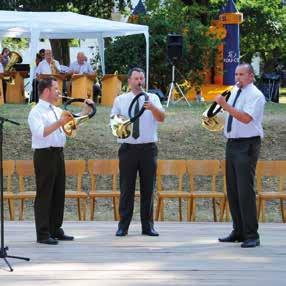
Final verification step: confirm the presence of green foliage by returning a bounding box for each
[1,38,29,51]
[105,0,221,92]
[238,0,286,71]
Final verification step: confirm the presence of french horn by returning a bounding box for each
[110,92,148,139]
[4,51,23,84]
[62,98,96,137]
[201,86,235,132]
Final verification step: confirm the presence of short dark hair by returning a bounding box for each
[38,77,57,95]
[39,49,45,54]
[238,63,255,75]
[127,67,145,78]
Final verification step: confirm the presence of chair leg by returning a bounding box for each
[226,202,230,222]
[8,199,15,221]
[19,199,24,220]
[280,199,285,223]
[115,197,120,221]
[212,198,217,222]
[257,198,261,221]
[191,198,196,221]
[90,198,95,221]
[160,199,165,221]
[178,198,182,222]
[220,197,226,222]
[77,198,81,220]
[82,198,86,221]
[112,197,117,220]
[155,197,161,221]
[187,197,191,221]
[262,200,266,222]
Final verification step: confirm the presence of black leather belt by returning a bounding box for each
[122,143,155,148]
[227,136,260,143]
[35,147,63,152]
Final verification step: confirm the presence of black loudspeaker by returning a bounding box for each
[167,34,183,61]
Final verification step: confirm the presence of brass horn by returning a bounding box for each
[201,86,235,132]
[110,92,148,139]
[62,98,96,137]
[4,51,23,84]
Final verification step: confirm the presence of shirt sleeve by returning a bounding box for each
[28,109,45,139]
[110,96,121,117]
[150,93,165,112]
[243,94,266,121]
[87,63,94,73]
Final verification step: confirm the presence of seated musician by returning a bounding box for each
[36,49,61,76]
[68,52,95,76]
[0,54,3,73]
[1,48,10,68]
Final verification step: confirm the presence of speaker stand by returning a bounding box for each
[166,65,190,108]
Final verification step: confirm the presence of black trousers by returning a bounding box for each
[226,136,261,240]
[33,147,66,241]
[118,143,158,231]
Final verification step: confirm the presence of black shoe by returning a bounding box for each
[142,228,159,236]
[116,229,128,237]
[37,237,58,245]
[241,238,260,248]
[53,234,74,241]
[218,231,243,243]
[52,228,74,241]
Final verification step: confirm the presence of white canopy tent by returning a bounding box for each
[0,10,149,91]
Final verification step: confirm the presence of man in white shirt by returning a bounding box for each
[215,63,265,248]
[28,77,74,245]
[68,52,95,75]
[0,54,4,73]
[35,49,61,76]
[111,67,165,237]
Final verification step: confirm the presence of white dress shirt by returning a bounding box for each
[69,61,94,74]
[111,91,164,144]
[0,63,3,73]
[224,83,266,139]
[28,99,66,149]
[35,59,61,75]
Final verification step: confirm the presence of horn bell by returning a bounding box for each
[62,111,89,137]
[110,114,132,139]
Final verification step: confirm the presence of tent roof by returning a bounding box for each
[0,11,148,39]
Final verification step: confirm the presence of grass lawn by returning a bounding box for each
[0,100,285,221]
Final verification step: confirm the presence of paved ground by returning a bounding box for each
[0,221,285,285]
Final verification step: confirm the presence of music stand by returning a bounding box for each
[0,116,30,272]
[166,64,190,108]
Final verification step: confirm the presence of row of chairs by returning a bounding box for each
[2,159,286,222]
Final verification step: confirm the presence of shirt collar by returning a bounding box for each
[38,99,53,109]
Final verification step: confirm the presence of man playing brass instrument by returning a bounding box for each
[111,67,165,237]
[215,63,265,248]
[35,49,61,76]
[28,77,74,245]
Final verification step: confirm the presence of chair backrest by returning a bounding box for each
[3,160,14,193]
[156,160,187,193]
[15,160,35,192]
[186,160,221,193]
[87,159,119,192]
[65,160,86,192]
[256,161,286,193]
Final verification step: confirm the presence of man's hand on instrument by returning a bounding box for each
[59,111,73,126]
[143,96,155,111]
[215,95,228,109]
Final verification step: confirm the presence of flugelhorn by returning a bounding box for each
[62,98,96,137]
[201,85,236,132]
[110,91,148,139]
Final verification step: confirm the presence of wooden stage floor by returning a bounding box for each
[0,221,285,285]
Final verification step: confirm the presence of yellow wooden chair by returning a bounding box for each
[88,159,120,221]
[155,160,189,221]
[65,160,87,220]
[15,160,36,220]
[186,160,225,222]
[3,160,16,220]
[256,160,286,222]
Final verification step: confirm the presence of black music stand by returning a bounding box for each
[0,116,30,272]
